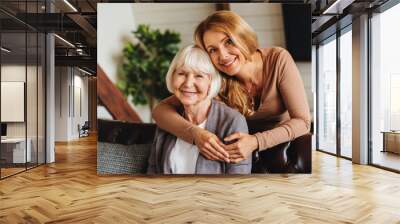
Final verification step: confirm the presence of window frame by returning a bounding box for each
[368,0,400,173]
[315,23,353,161]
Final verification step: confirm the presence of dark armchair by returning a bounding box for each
[251,134,312,173]
[97,119,312,174]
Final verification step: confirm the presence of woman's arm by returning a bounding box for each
[253,49,311,151]
[152,95,229,161]
[152,95,192,142]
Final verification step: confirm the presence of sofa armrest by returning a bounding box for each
[252,133,312,173]
[98,119,156,145]
[287,133,312,173]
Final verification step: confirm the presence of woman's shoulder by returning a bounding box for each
[259,47,292,62]
[259,46,287,54]
[259,46,281,52]
[259,47,296,79]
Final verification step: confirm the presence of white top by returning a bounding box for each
[169,120,207,174]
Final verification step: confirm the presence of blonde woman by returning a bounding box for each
[147,45,251,174]
[152,11,310,172]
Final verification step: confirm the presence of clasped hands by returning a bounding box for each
[192,127,258,163]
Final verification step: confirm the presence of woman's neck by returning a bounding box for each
[236,51,264,89]
[183,99,212,125]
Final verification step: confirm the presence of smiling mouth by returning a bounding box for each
[220,58,236,68]
[180,90,197,96]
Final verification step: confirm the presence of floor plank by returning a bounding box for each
[0,135,400,223]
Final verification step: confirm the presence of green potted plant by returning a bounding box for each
[117,24,181,112]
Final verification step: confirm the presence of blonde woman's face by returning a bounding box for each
[172,66,211,106]
[203,30,246,76]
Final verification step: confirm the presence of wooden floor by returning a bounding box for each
[1,136,400,223]
[1,167,26,178]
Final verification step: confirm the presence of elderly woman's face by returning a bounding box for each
[203,30,246,76]
[172,66,211,106]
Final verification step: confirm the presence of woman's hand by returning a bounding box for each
[224,132,258,163]
[192,126,230,162]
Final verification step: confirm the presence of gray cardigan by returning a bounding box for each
[147,100,252,174]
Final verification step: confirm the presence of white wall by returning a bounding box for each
[72,73,89,138]
[1,65,36,138]
[129,3,285,48]
[297,62,313,114]
[1,65,26,139]
[97,3,147,121]
[98,4,137,84]
[1,63,46,163]
[54,67,89,141]
[131,3,216,48]
[230,3,286,48]
[55,67,69,141]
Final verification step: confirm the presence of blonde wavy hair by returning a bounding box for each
[194,10,259,117]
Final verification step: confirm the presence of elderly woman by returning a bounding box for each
[147,45,251,174]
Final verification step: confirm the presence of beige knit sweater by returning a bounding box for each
[249,47,311,150]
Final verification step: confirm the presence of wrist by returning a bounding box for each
[253,132,265,151]
[189,125,199,144]
[252,135,259,151]
[251,135,260,162]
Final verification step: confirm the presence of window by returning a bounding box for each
[316,26,353,159]
[0,1,47,179]
[370,2,400,171]
[317,36,337,154]
[339,29,352,158]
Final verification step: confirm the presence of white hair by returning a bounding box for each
[165,44,221,99]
